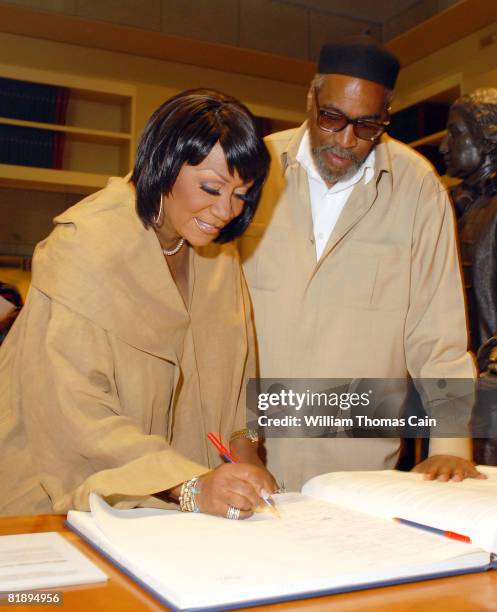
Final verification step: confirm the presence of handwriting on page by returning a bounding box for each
[187,495,479,607]
[303,471,497,551]
[88,492,486,609]
[0,533,106,592]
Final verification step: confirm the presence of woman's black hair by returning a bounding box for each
[131,88,270,243]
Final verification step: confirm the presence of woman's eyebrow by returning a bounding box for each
[200,168,251,188]
[199,168,230,182]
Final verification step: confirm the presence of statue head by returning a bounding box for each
[440,88,497,181]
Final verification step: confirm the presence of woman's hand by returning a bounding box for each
[196,463,277,519]
[230,437,264,466]
[412,454,486,481]
[229,438,279,491]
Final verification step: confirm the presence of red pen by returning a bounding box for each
[207,432,236,463]
[445,530,472,543]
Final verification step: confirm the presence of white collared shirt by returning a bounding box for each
[296,129,375,260]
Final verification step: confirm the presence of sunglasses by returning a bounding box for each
[314,88,389,142]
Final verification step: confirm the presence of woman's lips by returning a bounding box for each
[194,217,221,235]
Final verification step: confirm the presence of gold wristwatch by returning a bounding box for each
[230,428,259,443]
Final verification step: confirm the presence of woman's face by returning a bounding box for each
[163,142,253,246]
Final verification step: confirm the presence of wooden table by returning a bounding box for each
[1,515,496,611]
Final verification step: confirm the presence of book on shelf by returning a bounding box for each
[67,466,497,612]
[0,77,69,169]
[0,77,69,125]
[0,125,54,169]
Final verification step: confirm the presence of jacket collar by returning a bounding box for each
[32,177,189,364]
[278,123,395,284]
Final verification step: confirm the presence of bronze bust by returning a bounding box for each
[440,89,497,464]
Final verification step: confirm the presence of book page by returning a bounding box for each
[67,493,489,610]
[0,532,107,591]
[302,466,497,553]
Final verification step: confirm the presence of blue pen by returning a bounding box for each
[394,517,471,543]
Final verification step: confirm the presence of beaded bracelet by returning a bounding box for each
[179,476,200,513]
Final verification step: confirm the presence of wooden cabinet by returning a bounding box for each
[0,64,136,194]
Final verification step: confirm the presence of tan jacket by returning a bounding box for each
[240,125,475,489]
[0,177,254,515]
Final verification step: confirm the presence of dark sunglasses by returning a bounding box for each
[314,88,389,142]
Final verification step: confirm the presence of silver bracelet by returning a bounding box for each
[179,476,200,513]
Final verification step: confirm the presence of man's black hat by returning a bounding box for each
[318,36,400,90]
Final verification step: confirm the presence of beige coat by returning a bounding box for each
[0,177,254,515]
[239,124,475,490]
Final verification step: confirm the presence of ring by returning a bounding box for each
[226,505,240,520]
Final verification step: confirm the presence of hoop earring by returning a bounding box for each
[153,195,164,227]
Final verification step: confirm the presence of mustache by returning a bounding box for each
[313,144,359,164]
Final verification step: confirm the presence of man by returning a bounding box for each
[240,37,481,490]
[440,89,497,465]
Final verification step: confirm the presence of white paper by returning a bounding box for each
[302,466,497,553]
[0,532,107,591]
[66,492,488,610]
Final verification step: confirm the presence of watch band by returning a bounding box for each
[230,428,259,443]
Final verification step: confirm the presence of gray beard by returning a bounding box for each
[311,144,367,184]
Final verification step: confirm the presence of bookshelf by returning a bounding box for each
[0,64,136,194]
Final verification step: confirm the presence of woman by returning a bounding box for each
[0,89,275,519]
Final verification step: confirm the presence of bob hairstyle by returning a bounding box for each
[131,88,270,243]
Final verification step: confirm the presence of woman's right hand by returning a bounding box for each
[196,463,277,519]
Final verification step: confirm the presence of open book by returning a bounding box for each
[67,466,497,611]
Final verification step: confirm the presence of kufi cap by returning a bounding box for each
[318,36,400,90]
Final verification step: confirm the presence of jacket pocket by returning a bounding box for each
[337,240,408,310]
